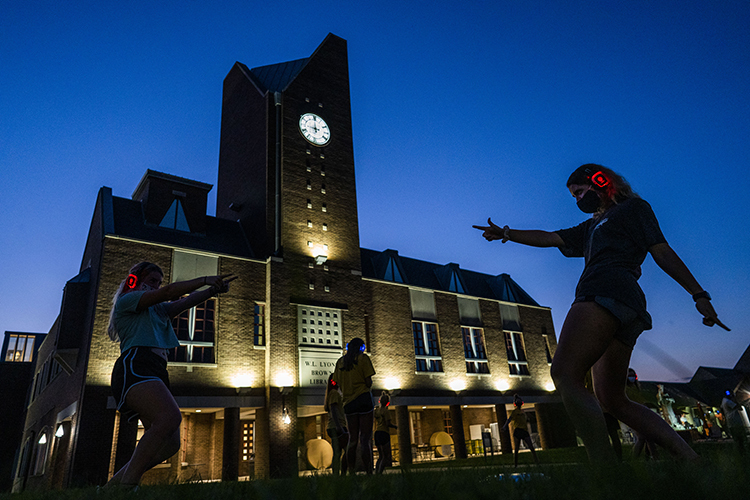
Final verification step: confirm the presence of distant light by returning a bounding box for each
[231,374,253,389]
[196,409,202,413]
[277,372,294,388]
[38,434,47,445]
[282,408,291,425]
[545,382,556,392]
[315,255,328,265]
[55,425,65,438]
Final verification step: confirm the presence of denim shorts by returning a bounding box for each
[575,296,646,349]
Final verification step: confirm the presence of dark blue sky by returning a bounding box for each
[2,1,748,381]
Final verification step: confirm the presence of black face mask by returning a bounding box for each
[576,189,601,213]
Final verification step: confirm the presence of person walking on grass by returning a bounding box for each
[502,394,539,469]
[106,261,235,489]
[474,164,729,465]
[332,337,375,474]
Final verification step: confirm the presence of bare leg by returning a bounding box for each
[359,411,374,474]
[592,339,698,460]
[513,436,521,468]
[107,380,182,486]
[521,435,539,464]
[550,302,620,465]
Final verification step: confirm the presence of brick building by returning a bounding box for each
[12,34,575,491]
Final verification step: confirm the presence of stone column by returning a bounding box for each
[395,405,412,467]
[222,407,240,481]
[495,403,512,454]
[449,404,467,459]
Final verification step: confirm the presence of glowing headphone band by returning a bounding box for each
[126,274,139,289]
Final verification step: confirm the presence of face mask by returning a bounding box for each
[576,189,601,213]
[140,283,155,292]
[627,376,636,384]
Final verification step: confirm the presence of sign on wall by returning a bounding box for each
[299,348,342,388]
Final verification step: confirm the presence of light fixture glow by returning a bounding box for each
[450,380,466,392]
[38,434,47,445]
[496,380,510,392]
[282,407,291,425]
[384,377,400,390]
[55,425,65,438]
[545,381,556,392]
[231,374,253,389]
[277,372,294,388]
[315,255,328,265]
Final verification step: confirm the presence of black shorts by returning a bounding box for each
[513,427,531,441]
[344,391,374,415]
[111,347,170,422]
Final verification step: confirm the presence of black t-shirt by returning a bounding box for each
[555,197,666,328]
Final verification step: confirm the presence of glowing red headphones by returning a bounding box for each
[589,170,610,188]
[126,274,139,289]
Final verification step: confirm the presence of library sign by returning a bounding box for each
[298,348,341,388]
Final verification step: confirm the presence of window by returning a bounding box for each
[443,410,453,436]
[242,421,253,462]
[298,306,341,347]
[410,411,423,445]
[254,304,265,346]
[4,333,36,362]
[33,431,49,475]
[322,203,327,212]
[499,303,521,331]
[384,257,403,283]
[505,331,529,376]
[169,299,216,364]
[412,321,443,372]
[542,333,553,364]
[159,198,190,232]
[462,327,489,373]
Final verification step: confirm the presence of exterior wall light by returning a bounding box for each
[545,382,556,392]
[450,380,466,393]
[496,380,510,392]
[315,255,328,265]
[384,377,400,391]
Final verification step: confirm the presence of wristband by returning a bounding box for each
[692,291,711,302]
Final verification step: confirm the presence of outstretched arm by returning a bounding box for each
[649,242,729,331]
[473,217,564,248]
[164,275,238,318]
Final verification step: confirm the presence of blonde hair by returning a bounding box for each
[107,262,163,342]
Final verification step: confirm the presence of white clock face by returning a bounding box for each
[299,113,331,145]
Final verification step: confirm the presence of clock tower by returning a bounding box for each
[216,34,364,478]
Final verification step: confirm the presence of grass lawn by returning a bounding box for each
[3,442,748,500]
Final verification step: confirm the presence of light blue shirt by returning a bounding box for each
[114,291,180,353]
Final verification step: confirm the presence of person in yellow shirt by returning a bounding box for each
[374,391,397,473]
[501,394,539,468]
[332,338,375,474]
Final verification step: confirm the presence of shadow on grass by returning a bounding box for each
[3,443,748,500]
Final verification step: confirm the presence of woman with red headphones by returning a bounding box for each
[474,164,728,465]
[105,261,235,489]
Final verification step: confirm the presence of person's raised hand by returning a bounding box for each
[696,298,730,331]
[472,217,504,241]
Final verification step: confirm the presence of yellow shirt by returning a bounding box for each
[326,389,346,430]
[332,353,375,406]
[374,404,392,433]
[507,407,528,431]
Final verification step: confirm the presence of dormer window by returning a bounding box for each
[159,198,191,232]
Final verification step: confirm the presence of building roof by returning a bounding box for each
[248,57,309,93]
[360,248,542,307]
[107,193,256,259]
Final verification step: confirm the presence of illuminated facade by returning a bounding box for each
[12,34,575,491]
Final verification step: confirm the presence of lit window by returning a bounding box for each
[4,334,36,362]
[307,180,312,190]
[307,220,313,228]
[321,184,326,194]
[308,241,313,247]
[412,322,443,372]
[462,327,489,374]
[297,305,342,347]
[309,283,315,290]
[307,200,312,209]
[505,331,530,376]
[169,299,216,364]
[322,204,327,212]
[322,224,328,231]
[253,304,265,346]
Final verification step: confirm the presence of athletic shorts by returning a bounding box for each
[111,347,170,422]
[575,296,647,349]
[513,427,531,441]
[344,391,374,415]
